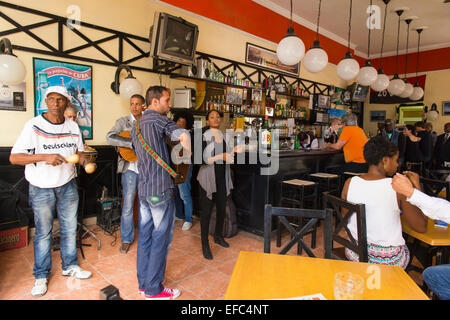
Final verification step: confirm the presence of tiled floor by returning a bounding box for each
[0,217,426,300]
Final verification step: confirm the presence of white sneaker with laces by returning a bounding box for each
[31,278,48,297]
[182,221,192,231]
[62,265,92,279]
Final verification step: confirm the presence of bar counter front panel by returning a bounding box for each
[231,150,344,236]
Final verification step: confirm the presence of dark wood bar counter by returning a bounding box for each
[231,149,345,236]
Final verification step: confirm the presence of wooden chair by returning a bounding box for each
[264,204,333,259]
[322,192,368,262]
[419,177,450,201]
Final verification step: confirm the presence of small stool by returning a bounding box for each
[277,178,318,255]
[309,173,341,203]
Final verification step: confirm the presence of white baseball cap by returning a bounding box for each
[44,86,71,100]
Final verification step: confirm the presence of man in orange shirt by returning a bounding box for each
[325,113,368,173]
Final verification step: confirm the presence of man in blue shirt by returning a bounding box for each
[131,86,190,300]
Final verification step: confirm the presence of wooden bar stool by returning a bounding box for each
[309,173,341,204]
[277,178,319,254]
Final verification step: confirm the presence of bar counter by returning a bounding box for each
[231,149,345,236]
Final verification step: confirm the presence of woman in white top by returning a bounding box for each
[341,135,427,269]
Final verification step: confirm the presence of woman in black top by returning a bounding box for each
[197,110,239,260]
[403,125,424,171]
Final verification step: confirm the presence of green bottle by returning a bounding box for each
[294,134,299,150]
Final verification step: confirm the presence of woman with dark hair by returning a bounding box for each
[172,109,195,231]
[197,110,242,259]
[341,135,427,269]
[297,131,319,150]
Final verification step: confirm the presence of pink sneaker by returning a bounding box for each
[145,288,180,300]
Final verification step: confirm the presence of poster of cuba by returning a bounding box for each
[33,58,93,140]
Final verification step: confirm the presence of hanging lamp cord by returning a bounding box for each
[379,1,388,70]
[404,21,410,78]
[395,12,402,75]
[347,0,353,53]
[415,31,421,78]
[315,0,322,41]
[289,0,293,28]
[367,0,373,60]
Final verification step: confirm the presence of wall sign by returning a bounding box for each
[245,42,299,76]
[369,75,426,105]
[33,58,93,140]
[0,83,26,111]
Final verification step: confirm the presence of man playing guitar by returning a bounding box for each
[106,94,145,254]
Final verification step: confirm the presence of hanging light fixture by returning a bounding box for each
[357,0,377,86]
[387,9,406,96]
[370,0,390,92]
[410,27,425,101]
[399,17,415,98]
[303,0,328,73]
[276,0,305,66]
[110,64,143,100]
[0,38,26,85]
[337,0,360,81]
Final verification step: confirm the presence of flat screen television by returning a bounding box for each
[348,82,369,101]
[150,12,199,66]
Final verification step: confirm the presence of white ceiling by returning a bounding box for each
[254,0,450,58]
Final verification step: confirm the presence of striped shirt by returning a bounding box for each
[131,109,187,198]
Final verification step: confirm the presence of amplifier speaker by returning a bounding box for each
[96,197,121,234]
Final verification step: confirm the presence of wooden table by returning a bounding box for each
[401,216,450,266]
[224,251,428,300]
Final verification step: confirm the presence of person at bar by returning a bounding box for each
[403,125,424,173]
[172,109,194,231]
[378,119,406,167]
[106,94,145,254]
[297,131,319,150]
[9,86,94,297]
[415,121,434,170]
[341,136,427,269]
[323,117,342,144]
[325,113,368,173]
[392,171,450,300]
[433,122,450,170]
[131,86,190,300]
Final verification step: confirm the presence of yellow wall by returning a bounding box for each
[1,0,347,147]
[363,69,450,136]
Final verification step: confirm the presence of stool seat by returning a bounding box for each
[310,173,339,179]
[343,172,363,176]
[282,179,316,186]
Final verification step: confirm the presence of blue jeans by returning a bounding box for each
[121,170,138,244]
[423,264,450,300]
[137,189,175,296]
[29,179,79,279]
[176,165,193,223]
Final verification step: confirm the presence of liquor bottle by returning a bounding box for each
[234,72,237,85]
[294,133,299,150]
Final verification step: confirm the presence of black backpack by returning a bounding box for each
[0,189,30,231]
[208,195,238,238]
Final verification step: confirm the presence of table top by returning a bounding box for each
[401,216,450,246]
[224,251,429,300]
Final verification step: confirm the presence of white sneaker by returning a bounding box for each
[182,221,192,231]
[62,265,92,279]
[31,278,48,297]
[174,216,183,221]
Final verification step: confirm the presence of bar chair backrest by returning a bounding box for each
[264,204,333,258]
[322,192,368,263]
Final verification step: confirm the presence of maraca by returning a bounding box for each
[84,162,97,174]
[65,154,79,164]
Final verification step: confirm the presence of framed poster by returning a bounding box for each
[443,101,450,116]
[33,58,93,140]
[225,87,243,105]
[370,110,386,122]
[245,43,299,76]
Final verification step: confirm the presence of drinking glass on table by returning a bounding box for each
[334,272,364,300]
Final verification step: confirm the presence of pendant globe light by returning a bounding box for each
[276,0,305,66]
[357,0,377,86]
[410,28,425,101]
[337,0,360,81]
[0,38,26,85]
[387,9,406,96]
[399,18,414,98]
[370,0,390,92]
[303,0,328,73]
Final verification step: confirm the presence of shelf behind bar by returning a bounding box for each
[170,74,258,90]
[190,109,311,122]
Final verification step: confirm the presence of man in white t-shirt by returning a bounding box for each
[10,86,94,297]
[106,94,145,254]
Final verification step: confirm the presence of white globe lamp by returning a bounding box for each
[409,83,424,101]
[0,38,26,85]
[399,80,414,98]
[303,40,328,73]
[119,77,142,100]
[387,74,405,96]
[357,60,378,86]
[337,52,360,81]
[276,27,305,66]
[370,69,390,92]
